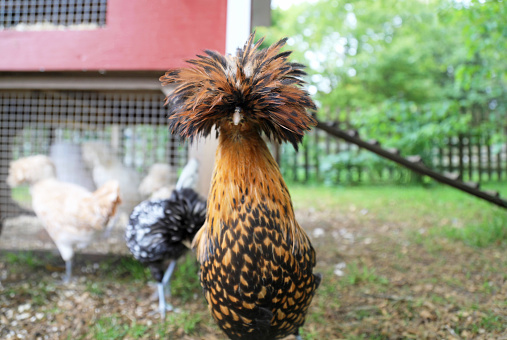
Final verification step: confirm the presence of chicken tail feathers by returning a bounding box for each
[160,32,316,149]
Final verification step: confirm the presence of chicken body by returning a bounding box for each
[82,141,142,215]
[126,188,206,274]
[7,155,121,282]
[160,33,320,339]
[126,160,206,316]
[194,128,320,339]
[139,163,175,199]
[138,159,200,200]
[32,179,115,260]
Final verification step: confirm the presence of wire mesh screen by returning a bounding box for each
[0,0,107,30]
[0,89,187,255]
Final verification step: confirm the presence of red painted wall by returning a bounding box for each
[0,0,227,71]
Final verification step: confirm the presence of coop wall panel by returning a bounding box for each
[0,0,227,71]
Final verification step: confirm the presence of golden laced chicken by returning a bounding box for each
[160,33,321,340]
[6,155,121,283]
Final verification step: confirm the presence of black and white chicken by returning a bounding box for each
[125,159,206,316]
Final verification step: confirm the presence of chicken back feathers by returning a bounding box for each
[125,188,206,282]
[161,33,320,340]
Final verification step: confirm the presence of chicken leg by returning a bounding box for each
[64,260,72,283]
[157,260,177,317]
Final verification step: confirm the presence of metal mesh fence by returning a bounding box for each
[0,0,107,30]
[0,89,187,254]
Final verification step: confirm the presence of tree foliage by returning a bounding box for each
[448,0,506,145]
[257,0,506,160]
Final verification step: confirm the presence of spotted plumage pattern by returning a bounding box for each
[125,188,206,282]
[160,33,320,340]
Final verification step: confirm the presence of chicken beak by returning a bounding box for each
[233,107,242,126]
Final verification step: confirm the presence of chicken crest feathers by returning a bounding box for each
[160,32,317,149]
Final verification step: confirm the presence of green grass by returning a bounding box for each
[4,251,45,269]
[86,282,106,297]
[4,280,56,307]
[116,258,151,281]
[171,254,202,302]
[125,322,150,339]
[82,310,206,339]
[432,209,507,247]
[345,335,389,340]
[341,261,389,287]
[167,310,203,334]
[89,315,128,340]
[99,257,150,282]
[31,281,57,306]
[288,182,507,247]
[289,182,507,215]
[471,313,506,333]
[299,327,321,340]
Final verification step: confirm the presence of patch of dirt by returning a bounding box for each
[297,208,507,340]
[0,208,506,339]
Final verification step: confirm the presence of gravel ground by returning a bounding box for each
[1,208,506,339]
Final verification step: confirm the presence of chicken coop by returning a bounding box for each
[0,0,271,255]
[0,0,252,257]
[0,86,187,207]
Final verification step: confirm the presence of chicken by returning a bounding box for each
[82,141,142,216]
[49,142,96,192]
[174,158,199,192]
[6,155,121,282]
[139,163,175,199]
[139,159,199,200]
[160,33,321,339]
[125,159,206,317]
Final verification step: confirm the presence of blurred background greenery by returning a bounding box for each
[258,0,506,187]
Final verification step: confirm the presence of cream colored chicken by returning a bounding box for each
[138,159,200,200]
[138,163,175,200]
[82,141,141,215]
[7,155,121,282]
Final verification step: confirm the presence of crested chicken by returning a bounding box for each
[160,33,321,339]
[126,159,206,316]
[6,155,121,282]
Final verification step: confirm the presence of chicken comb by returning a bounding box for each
[160,32,317,149]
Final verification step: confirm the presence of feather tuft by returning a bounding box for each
[160,32,316,149]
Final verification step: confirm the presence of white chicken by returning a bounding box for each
[7,155,121,282]
[138,163,175,200]
[139,159,200,200]
[81,141,142,218]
